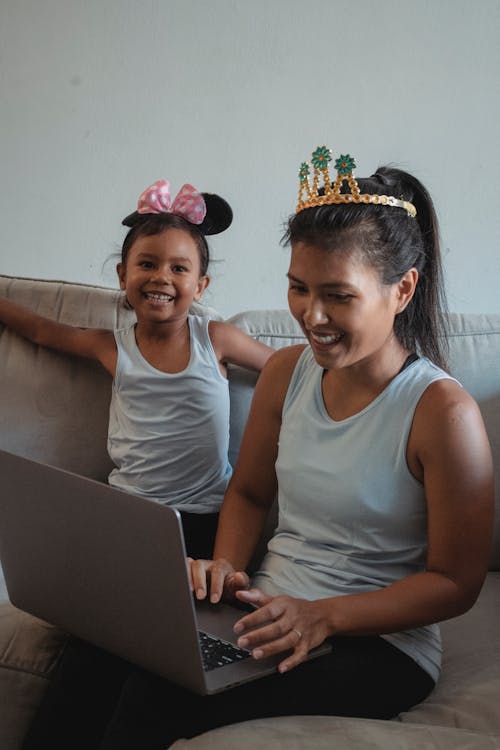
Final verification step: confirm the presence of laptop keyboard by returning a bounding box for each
[198,631,251,672]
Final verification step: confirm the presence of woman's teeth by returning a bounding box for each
[311,332,343,344]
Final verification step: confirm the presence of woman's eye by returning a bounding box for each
[289,284,307,294]
[328,294,352,302]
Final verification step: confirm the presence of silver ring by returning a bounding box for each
[292,628,302,641]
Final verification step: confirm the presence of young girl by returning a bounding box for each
[0,179,272,558]
[9,180,270,750]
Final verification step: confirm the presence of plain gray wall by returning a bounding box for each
[1,0,499,317]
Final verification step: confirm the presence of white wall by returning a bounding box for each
[1,0,499,317]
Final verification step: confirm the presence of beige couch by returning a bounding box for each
[0,273,499,749]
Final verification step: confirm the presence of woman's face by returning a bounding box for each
[287,241,411,372]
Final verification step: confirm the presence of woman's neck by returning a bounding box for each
[321,344,412,422]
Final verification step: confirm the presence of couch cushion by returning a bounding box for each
[0,602,67,750]
[399,572,500,734]
[446,314,500,569]
[171,714,500,749]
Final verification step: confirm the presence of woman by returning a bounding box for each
[187,150,493,736]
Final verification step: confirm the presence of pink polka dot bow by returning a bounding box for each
[137,181,207,225]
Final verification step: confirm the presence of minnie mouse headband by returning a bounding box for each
[122,180,233,235]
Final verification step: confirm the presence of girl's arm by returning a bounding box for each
[190,345,304,600]
[0,296,117,376]
[231,379,494,673]
[208,320,274,371]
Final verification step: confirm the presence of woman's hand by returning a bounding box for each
[188,557,250,603]
[233,588,330,673]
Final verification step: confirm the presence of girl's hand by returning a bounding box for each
[188,557,250,604]
[233,589,330,673]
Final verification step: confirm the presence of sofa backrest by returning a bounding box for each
[1,275,499,570]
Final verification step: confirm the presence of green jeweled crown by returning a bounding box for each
[296,146,417,217]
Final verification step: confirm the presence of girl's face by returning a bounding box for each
[117,228,209,325]
[287,242,415,373]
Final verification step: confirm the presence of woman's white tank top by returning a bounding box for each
[253,348,458,681]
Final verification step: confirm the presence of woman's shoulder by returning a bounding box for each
[250,344,308,412]
[410,368,487,466]
[264,343,308,377]
[416,373,478,422]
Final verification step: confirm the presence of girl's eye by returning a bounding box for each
[139,261,154,269]
[173,265,188,273]
[289,284,307,294]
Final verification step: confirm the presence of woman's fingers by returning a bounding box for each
[237,616,310,667]
[189,558,211,599]
[187,558,249,604]
[233,594,328,671]
[225,571,250,600]
[277,636,311,673]
[207,559,234,602]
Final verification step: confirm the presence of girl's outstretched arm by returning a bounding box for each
[0,296,117,375]
[208,320,273,371]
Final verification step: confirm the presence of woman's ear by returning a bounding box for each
[396,268,418,313]
[193,275,210,302]
[117,262,126,290]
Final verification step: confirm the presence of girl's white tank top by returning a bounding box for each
[107,316,232,514]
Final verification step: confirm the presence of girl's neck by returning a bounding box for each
[134,317,191,374]
[134,313,190,340]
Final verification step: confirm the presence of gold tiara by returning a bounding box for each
[296,146,417,218]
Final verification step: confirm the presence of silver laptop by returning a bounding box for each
[0,449,330,695]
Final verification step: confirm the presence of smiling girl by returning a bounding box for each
[0,180,272,555]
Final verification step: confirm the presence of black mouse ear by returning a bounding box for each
[121,211,142,227]
[121,191,233,234]
[199,194,233,235]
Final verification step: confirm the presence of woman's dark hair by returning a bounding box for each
[283,167,448,369]
[120,213,210,276]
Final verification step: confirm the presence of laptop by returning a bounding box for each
[0,449,330,695]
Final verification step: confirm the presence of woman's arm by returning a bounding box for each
[232,378,494,672]
[190,345,305,600]
[0,296,117,375]
[208,320,273,371]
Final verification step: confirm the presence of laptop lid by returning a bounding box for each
[0,449,330,695]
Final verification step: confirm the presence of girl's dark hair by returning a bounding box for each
[120,213,210,276]
[283,167,448,369]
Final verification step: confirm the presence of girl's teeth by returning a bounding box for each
[146,293,172,301]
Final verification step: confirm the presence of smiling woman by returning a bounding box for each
[178,149,494,750]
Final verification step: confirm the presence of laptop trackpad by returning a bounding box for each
[195,599,255,646]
